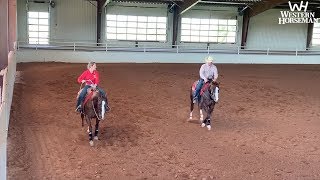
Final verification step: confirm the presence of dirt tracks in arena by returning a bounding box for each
[7,63,320,179]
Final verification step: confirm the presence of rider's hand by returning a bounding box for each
[91,84,97,89]
[204,78,208,83]
[81,80,86,83]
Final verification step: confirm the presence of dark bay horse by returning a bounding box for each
[78,88,110,146]
[189,80,219,130]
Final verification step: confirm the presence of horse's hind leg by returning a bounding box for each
[94,118,100,140]
[189,101,194,120]
[189,91,194,121]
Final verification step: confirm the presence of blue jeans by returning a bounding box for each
[76,85,107,107]
[194,79,204,99]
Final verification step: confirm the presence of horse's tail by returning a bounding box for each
[81,113,84,127]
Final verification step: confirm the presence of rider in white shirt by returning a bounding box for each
[193,56,219,103]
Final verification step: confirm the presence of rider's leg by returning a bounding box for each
[76,85,90,111]
[193,79,204,101]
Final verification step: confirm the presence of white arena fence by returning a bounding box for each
[16,41,320,56]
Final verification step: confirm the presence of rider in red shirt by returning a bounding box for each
[76,62,108,112]
[77,68,100,86]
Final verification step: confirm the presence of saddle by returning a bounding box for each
[192,80,211,96]
[76,87,99,107]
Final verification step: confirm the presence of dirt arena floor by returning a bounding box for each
[7,63,320,179]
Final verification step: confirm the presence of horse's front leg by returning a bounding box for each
[205,105,215,131]
[199,109,204,122]
[86,117,94,146]
[197,100,204,123]
[205,117,211,130]
[201,113,211,130]
[94,118,100,140]
[200,107,207,128]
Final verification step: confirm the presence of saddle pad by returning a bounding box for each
[82,91,94,106]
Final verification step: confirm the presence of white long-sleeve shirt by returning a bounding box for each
[199,63,218,81]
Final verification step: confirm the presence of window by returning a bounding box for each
[181,18,237,43]
[312,23,320,45]
[106,15,167,41]
[28,11,49,44]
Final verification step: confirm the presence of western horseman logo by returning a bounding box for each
[279,1,319,24]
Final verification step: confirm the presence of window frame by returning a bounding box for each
[312,23,320,46]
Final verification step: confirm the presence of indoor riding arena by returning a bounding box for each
[1,0,320,180]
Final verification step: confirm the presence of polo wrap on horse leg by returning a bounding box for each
[88,131,93,141]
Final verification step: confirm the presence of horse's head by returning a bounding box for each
[209,81,220,103]
[91,90,109,119]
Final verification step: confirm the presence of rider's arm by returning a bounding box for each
[77,70,87,84]
[213,65,218,81]
[199,64,207,81]
[95,71,100,86]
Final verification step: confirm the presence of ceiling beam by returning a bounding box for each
[103,0,112,8]
[179,0,200,15]
[248,0,289,17]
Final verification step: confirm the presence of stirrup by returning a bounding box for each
[192,97,197,103]
[75,105,82,112]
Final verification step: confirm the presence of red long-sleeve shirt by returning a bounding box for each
[77,70,100,85]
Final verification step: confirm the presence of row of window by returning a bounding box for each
[27,12,320,46]
[106,15,167,41]
[312,23,320,45]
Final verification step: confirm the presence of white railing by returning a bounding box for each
[16,41,320,56]
[0,51,17,180]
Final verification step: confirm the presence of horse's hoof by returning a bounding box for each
[89,140,94,146]
[201,123,206,127]
[207,125,211,130]
[94,136,99,140]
